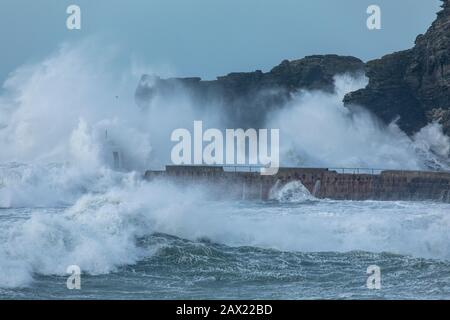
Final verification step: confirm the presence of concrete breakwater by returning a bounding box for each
[144,165,450,202]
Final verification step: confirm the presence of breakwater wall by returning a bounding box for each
[144,166,450,202]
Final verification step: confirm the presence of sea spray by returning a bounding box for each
[0,41,449,171]
[269,180,315,202]
[0,40,450,291]
[268,74,450,170]
[2,169,450,288]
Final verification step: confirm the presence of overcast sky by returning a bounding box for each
[0,0,442,82]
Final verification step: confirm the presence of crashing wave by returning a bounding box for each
[269,180,315,203]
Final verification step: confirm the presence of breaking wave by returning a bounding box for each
[269,180,316,202]
[0,40,449,174]
[1,174,450,288]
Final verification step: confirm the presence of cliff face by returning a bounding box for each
[136,55,364,127]
[344,0,450,135]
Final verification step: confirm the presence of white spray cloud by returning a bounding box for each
[269,74,450,170]
[1,40,449,172]
[0,40,450,289]
[0,40,449,209]
[0,40,165,172]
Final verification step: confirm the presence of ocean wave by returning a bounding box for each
[1,173,450,288]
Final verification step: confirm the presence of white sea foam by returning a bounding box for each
[269,180,315,202]
[1,176,450,288]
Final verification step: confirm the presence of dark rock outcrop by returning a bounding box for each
[344,0,450,135]
[136,55,364,127]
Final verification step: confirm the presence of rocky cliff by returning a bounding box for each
[135,55,364,127]
[344,0,450,135]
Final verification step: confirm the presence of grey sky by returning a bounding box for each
[0,0,442,82]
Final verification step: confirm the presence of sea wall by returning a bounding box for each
[144,166,450,202]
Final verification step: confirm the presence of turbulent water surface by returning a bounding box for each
[1,165,450,300]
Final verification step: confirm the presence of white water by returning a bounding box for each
[2,173,450,288]
[1,41,450,288]
[269,75,450,169]
[269,180,315,202]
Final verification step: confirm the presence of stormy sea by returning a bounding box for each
[1,43,450,300]
[1,174,450,299]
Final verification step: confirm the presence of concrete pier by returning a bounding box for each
[144,166,450,202]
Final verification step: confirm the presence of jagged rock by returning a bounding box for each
[135,55,364,127]
[344,0,450,135]
[427,108,450,132]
